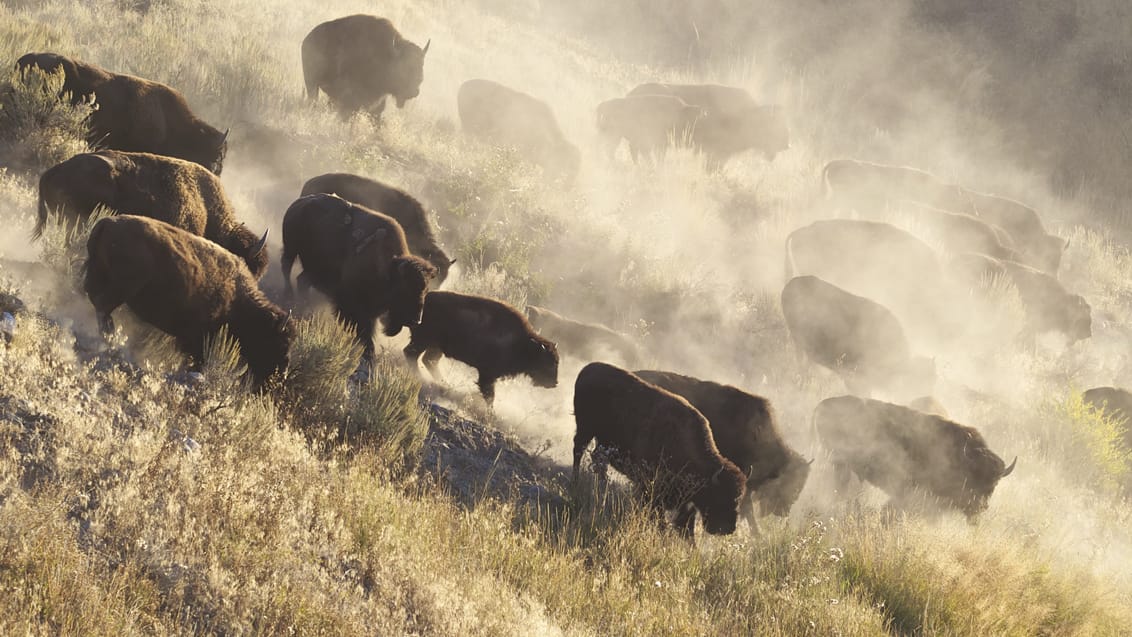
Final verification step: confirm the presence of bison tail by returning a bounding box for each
[32,197,49,240]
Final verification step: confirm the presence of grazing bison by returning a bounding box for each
[904,202,1021,262]
[525,305,640,366]
[281,194,436,363]
[301,14,429,118]
[948,253,1090,345]
[595,95,705,162]
[84,216,292,385]
[457,79,580,181]
[627,83,788,166]
[821,158,968,213]
[404,291,558,406]
[815,395,1016,522]
[781,276,936,399]
[16,52,111,104]
[784,218,959,343]
[573,362,747,539]
[633,369,810,533]
[1083,387,1132,425]
[300,172,453,286]
[36,150,268,277]
[959,188,1065,274]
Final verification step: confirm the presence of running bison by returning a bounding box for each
[16,52,111,104]
[595,95,705,162]
[948,253,1091,345]
[525,305,640,366]
[815,395,1016,522]
[457,79,580,181]
[633,369,811,533]
[404,291,559,406]
[959,188,1066,274]
[84,216,292,385]
[37,150,268,276]
[281,194,436,364]
[17,52,228,173]
[627,83,788,166]
[782,276,936,399]
[301,14,429,118]
[573,363,747,539]
[300,173,453,286]
[784,218,960,343]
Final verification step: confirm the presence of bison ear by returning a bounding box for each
[423,39,430,56]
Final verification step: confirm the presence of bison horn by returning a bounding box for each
[252,229,268,256]
[806,457,815,466]
[423,39,431,55]
[1001,456,1017,477]
[449,258,457,265]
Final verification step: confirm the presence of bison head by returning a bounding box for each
[240,306,294,388]
[757,454,812,518]
[1065,294,1092,343]
[695,461,746,535]
[382,256,437,336]
[223,226,270,280]
[388,38,428,108]
[523,336,559,388]
[958,441,1016,522]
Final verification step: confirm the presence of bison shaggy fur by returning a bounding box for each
[301,14,428,118]
[633,369,810,532]
[300,172,452,286]
[573,362,747,538]
[83,215,292,385]
[37,150,267,277]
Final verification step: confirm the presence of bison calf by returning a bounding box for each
[404,291,558,406]
[37,150,268,277]
[633,369,811,533]
[300,172,453,286]
[525,305,640,366]
[282,194,436,366]
[815,395,1016,522]
[595,95,704,162]
[573,362,747,539]
[84,216,292,385]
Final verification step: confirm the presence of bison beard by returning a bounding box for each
[83,216,292,386]
[572,363,746,539]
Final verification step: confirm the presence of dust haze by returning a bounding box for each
[1,0,1131,597]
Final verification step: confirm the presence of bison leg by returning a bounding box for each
[295,271,313,300]
[740,495,762,536]
[403,339,425,375]
[673,502,698,540]
[421,348,445,382]
[476,373,497,408]
[280,252,297,300]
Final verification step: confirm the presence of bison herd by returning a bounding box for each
[13,11,1127,542]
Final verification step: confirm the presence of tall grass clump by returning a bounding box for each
[346,354,429,473]
[0,66,91,175]
[1037,391,1132,496]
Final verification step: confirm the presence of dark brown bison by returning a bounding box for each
[525,305,640,366]
[457,79,580,181]
[782,276,936,399]
[572,362,747,539]
[784,218,960,343]
[595,95,705,162]
[36,150,268,277]
[301,14,429,118]
[632,369,810,533]
[281,194,436,363]
[821,159,968,213]
[300,172,453,286]
[959,188,1066,274]
[1083,387,1132,425]
[16,52,111,104]
[16,53,228,174]
[815,395,1016,522]
[627,83,788,166]
[404,291,559,406]
[948,253,1091,344]
[904,202,1021,262]
[83,216,292,385]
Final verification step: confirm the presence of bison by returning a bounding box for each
[300,172,453,286]
[627,83,788,166]
[83,215,292,385]
[632,369,811,533]
[958,188,1066,274]
[820,158,968,213]
[814,395,1016,522]
[1083,387,1132,426]
[595,95,705,162]
[16,52,112,104]
[281,194,436,364]
[525,305,640,366]
[781,276,936,399]
[903,202,1021,262]
[301,14,429,118]
[784,218,960,343]
[16,53,228,173]
[572,362,747,539]
[36,150,268,277]
[457,79,580,181]
[404,291,559,406]
[948,252,1091,345]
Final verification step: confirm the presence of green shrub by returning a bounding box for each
[0,66,91,175]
